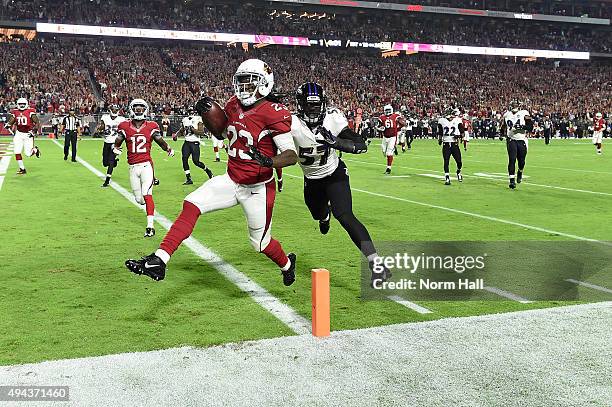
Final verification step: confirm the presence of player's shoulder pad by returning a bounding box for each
[322,108,349,137]
[264,100,292,125]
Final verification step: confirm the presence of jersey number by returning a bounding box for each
[298,145,330,166]
[385,119,393,129]
[227,125,254,160]
[17,116,29,126]
[129,135,147,153]
[443,127,456,136]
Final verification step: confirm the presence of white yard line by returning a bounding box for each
[565,279,612,294]
[287,171,603,244]
[51,140,310,335]
[483,286,532,303]
[387,295,433,314]
[343,157,612,196]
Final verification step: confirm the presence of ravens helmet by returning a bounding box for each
[296,82,327,126]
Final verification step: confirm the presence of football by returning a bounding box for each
[201,100,228,137]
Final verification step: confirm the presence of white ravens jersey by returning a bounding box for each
[182,115,203,142]
[504,110,530,140]
[438,117,461,143]
[101,114,126,143]
[291,108,348,179]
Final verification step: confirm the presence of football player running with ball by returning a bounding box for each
[502,101,533,189]
[125,59,299,286]
[290,82,391,285]
[172,107,214,185]
[113,99,175,237]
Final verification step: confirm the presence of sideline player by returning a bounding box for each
[378,104,405,174]
[502,101,533,189]
[172,107,213,185]
[97,104,125,187]
[291,82,391,284]
[113,99,174,237]
[6,98,40,174]
[593,112,605,155]
[125,59,298,285]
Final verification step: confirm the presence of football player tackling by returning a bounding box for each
[125,59,299,286]
[289,82,391,285]
[113,99,175,237]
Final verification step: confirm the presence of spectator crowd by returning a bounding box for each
[1,1,610,52]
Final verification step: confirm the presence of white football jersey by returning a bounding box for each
[504,110,530,140]
[291,108,348,179]
[438,117,461,143]
[182,115,203,142]
[101,114,126,143]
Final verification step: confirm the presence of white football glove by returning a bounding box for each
[167,148,175,157]
[112,146,122,156]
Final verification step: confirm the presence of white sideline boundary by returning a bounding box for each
[51,140,310,335]
[0,143,13,190]
[565,279,612,294]
[1,302,610,407]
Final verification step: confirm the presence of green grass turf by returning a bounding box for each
[0,137,609,365]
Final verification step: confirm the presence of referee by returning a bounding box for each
[61,108,81,162]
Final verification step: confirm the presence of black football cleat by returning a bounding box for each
[457,172,463,182]
[384,168,391,175]
[509,180,516,189]
[34,146,40,158]
[16,168,26,175]
[281,253,296,286]
[153,178,160,186]
[517,171,523,184]
[205,168,213,179]
[215,157,221,162]
[277,179,283,193]
[369,261,392,288]
[144,227,155,238]
[183,178,193,185]
[125,253,166,281]
[444,176,451,186]
[319,218,330,235]
[101,182,109,188]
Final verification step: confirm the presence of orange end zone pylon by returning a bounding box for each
[311,268,330,337]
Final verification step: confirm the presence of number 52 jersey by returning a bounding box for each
[117,120,161,165]
[290,108,348,179]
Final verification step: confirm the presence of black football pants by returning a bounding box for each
[507,139,527,176]
[304,160,376,257]
[442,142,462,173]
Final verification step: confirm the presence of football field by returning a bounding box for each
[1,136,611,366]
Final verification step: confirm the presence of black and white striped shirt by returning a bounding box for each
[62,115,81,131]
